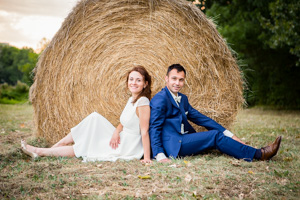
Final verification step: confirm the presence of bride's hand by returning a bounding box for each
[140,158,152,164]
[109,131,120,149]
[232,135,246,145]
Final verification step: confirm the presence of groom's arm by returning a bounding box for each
[184,97,236,137]
[149,95,168,160]
[187,103,226,132]
[188,105,238,138]
[188,103,239,138]
[184,97,245,143]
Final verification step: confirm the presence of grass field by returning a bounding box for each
[0,104,299,199]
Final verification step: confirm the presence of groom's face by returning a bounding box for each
[165,69,185,95]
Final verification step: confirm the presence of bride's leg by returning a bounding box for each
[51,132,74,148]
[27,144,75,157]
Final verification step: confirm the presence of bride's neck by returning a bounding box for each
[132,91,143,99]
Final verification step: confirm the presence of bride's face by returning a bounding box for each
[127,71,147,96]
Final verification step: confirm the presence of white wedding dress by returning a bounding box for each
[71,97,149,162]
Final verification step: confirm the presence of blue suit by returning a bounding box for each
[149,87,257,161]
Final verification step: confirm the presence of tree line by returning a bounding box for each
[193,0,300,108]
[0,44,38,86]
[1,0,299,108]
[0,44,39,103]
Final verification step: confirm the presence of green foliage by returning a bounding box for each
[203,0,300,108]
[0,44,38,86]
[0,81,29,104]
[0,45,23,85]
[0,44,38,104]
[18,49,39,85]
[258,0,300,65]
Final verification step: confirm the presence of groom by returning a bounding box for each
[149,64,282,162]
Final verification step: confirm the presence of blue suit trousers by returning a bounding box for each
[178,130,257,162]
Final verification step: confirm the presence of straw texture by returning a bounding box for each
[30,0,244,143]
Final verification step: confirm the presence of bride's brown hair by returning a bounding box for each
[126,66,152,103]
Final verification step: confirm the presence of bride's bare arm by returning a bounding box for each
[109,123,123,149]
[137,105,152,163]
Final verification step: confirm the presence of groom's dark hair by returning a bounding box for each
[167,64,186,76]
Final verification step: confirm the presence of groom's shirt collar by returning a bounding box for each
[166,87,180,106]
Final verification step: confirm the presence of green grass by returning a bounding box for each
[0,104,299,199]
[0,97,28,104]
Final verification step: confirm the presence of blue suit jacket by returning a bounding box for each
[149,87,226,158]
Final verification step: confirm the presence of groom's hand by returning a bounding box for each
[156,153,171,163]
[158,158,171,163]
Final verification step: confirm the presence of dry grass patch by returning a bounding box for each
[1,104,299,199]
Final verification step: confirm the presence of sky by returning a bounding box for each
[0,0,79,50]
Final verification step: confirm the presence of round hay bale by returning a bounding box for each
[30,0,244,144]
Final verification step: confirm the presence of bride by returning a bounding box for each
[21,66,152,163]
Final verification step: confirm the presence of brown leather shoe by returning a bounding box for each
[261,136,282,161]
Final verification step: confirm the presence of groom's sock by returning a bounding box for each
[253,149,262,160]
